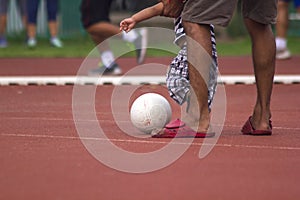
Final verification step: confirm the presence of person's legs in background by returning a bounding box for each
[0,0,8,48]
[86,19,145,75]
[26,0,39,47]
[0,0,27,48]
[275,0,300,59]
[296,0,300,13]
[86,21,124,75]
[276,0,292,59]
[17,0,27,30]
[26,0,62,48]
[80,0,147,76]
[46,0,62,48]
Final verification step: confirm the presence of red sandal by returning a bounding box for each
[152,119,215,138]
[241,116,272,135]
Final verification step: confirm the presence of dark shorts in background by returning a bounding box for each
[80,0,113,29]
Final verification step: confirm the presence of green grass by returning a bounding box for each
[0,35,95,58]
[217,36,300,56]
[285,36,300,54]
[1,35,299,58]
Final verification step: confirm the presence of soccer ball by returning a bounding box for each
[130,93,172,134]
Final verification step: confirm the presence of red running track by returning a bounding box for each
[0,57,300,200]
[0,56,300,76]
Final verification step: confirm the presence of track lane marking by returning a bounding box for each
[1,132,300,151]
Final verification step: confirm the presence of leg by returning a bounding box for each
[85,22,124,75]
[46,0,63,47]
[276,1,289,40]
[17,0,27,29]
[182,21,212,132]
[86,21,123,56]
[275,0,291,59]
[244,18,275,130]
[294,0,300,14]
[27,0,39,39]
[86,22,121,47]
[48,21,58,38]
[86,21,144,63]
[0,14,7,37]
[0,0,8,47]
[46,0,59,38]
[81,0,120,47]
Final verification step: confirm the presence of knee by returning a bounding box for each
[244,18,270,35]
[182,21,198,37]
[182,21,210,37]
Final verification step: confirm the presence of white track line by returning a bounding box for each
[0,75,300,85]
[1,132,300,151]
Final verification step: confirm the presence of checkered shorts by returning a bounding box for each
[166,17,218,110]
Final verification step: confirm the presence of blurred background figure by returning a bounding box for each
[80,0,148,76]
[275,0,300,59]
[26,0,62,48]
[0,0,27,48]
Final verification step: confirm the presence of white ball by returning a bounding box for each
[130,93,172,134]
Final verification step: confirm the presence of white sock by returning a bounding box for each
[275,37,287,51]
[101,51,115,68]
[122,30,138,42]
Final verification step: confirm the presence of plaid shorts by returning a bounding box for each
[166,17,218,110]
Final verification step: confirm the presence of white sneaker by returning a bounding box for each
[27,38,37,48]
[276,48,291,60]
[50,37,63,48]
